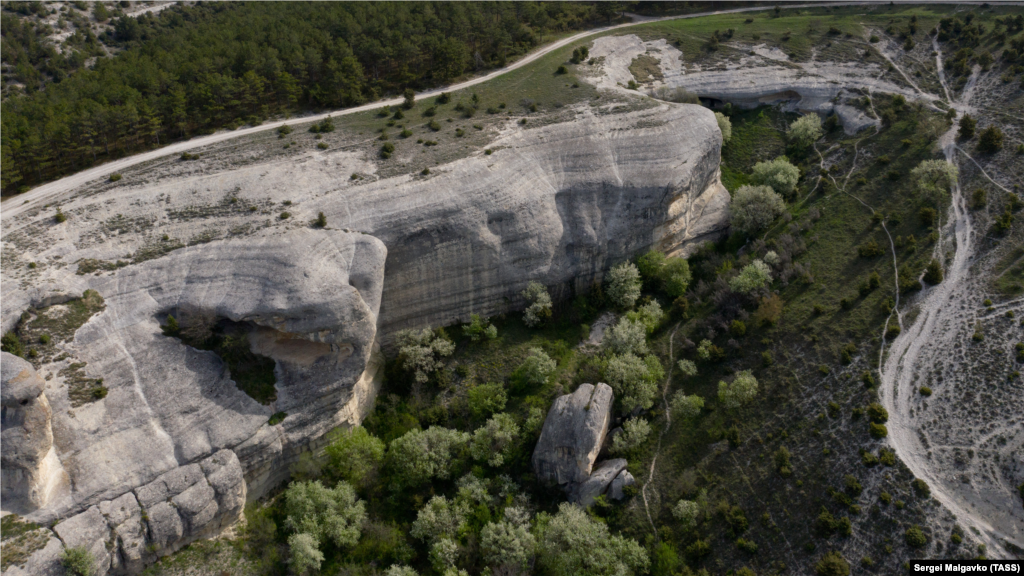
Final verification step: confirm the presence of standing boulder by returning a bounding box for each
[1,352,68,513]
[532,383,614,486]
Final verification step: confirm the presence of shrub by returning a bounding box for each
[867,403,888,423]
[611,417,652,455]
[108,173,122,182]
[1,332,24,357]
[60,547,96,576]
[919,386,933,396]
[570,45,590,64]
[428,120,441,131]
[317,142,329,149]
[920,206,937,226]
[858,240,884,257]
[752,294,783,326]
[462,314,497,341]
[395,328,455,383]
[729,319,747,337]
[774,446,792,476]
[718,370,758,409]
[957,113,977,139]
[314,212,327,228]
[54,207,68,223]
[521,282,552,327]
[731,185,786,234]
[535,503,649,576]
[715,111,732,143]
[468,383,507,419]
[751,156,800,196]
[923,259,943,284]
[911,160,958,201]
[912,478,931,497]
[470,413,520,466]
[905,525,928,548]
[730,260,772,293]
[970,188,987,209]
[879,448,896,466]
[672,499,700,529]
[605,317,649,356]
[815,551,850,576]
[403,88,415,109]
[605,353,664,412]
[387,427,470,489]
[977,125,1004,153]
[279,211,291,220]
[511,348,556,390]
[869,422,888,438]
[670,392,704,420]
[789,114,823,148]
[606,262,642,309]
[381,142,396,158]
[556,64,568,74]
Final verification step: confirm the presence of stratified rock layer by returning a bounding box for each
[1,101,727,574]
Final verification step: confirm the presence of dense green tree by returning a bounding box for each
[607,262,642,309]
[284,480,366,573]
[521,281,552,327]
[604,317,648,356]
[718,370,758,408]
[731,185,787,235]
[470,413,520,466]
[751,156,800,196]
[387,426,470,489]
[789,114,823,148]
[605,353,665,412]
[511,347,556,389]
[535,502,649,576]
[324,427,385,490]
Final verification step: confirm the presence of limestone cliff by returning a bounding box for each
[0,102,728,574]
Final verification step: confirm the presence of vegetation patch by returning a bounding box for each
[0,514,49,571]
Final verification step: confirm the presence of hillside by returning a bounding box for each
[1,4,1022,576]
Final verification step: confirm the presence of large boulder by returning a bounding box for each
[571,458,628,506]
[1,353,68,513]
[533,383,614,486]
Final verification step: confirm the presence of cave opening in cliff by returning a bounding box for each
[160,307,278,405]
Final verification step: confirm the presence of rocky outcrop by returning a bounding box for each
[9,450,245,576]
[1,97,727,572]
[609,468,636,500]
[533,383,615,486]
[533,385,640,506]
[572,458,628,506]
[1,353,68,514]
[587,34,925,134]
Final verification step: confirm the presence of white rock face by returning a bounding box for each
[533,383,615,486]
[587,34,931,134]
[1,353,69,513]
[2,101,728,573]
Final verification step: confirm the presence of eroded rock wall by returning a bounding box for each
[1,102,727,574]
